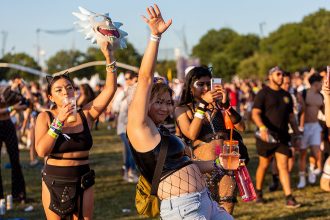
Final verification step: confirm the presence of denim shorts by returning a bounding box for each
[160,188,233,220]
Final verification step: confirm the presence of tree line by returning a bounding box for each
[0,9,329,81]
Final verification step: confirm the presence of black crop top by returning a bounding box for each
[46,110,93,155]
[128,126,192,183]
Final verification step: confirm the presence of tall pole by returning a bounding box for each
[1,31,8,57]
[36,28,41,65]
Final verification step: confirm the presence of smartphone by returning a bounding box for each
[327,66,330,88]
[211,78,222,91]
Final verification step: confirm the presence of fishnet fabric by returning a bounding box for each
[158,165,206,200]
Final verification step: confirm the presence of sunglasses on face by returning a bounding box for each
[193,80,211,89]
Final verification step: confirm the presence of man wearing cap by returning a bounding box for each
[252,66,302,208]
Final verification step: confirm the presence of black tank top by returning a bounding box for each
[128,126,192,183]
[46,110,93,154]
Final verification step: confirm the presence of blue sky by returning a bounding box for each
[1,0,330,64]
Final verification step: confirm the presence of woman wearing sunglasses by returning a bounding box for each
[175,66,248,214]
[35,40,117,219]
[127,4,232,220]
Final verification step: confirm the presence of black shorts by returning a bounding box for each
[256,138,292,158]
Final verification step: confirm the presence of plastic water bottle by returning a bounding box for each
[255,131,278,143]
[234,160,256,202]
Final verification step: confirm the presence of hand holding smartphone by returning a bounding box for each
[211,78,222,91]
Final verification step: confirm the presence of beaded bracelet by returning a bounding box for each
[106,60,117,73]
[51,118,63,132]
[150,34,161,42]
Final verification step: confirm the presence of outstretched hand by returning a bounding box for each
[142,4,172,36]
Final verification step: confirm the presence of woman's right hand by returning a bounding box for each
[57,103,74,123]
[201,90,223,104]
[142,4,172,37]
[99,41,114,62]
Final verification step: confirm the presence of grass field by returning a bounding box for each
[1,123,330,220]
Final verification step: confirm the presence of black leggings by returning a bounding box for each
[0,119,26,200]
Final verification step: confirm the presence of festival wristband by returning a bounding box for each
[259,125,267,131]
[49,126,61,135]
[214,158,223,169]
[194,112,205,119]
[106,60,117,73]
[47,128,59,139]
[7,106,14,113]
[196,109,205,115]
[150,34,161,42]
[197,102,207,111]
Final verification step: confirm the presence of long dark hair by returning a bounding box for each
[179,66,212,106]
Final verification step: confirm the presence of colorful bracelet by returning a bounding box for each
[259,125,267,131]
[106,60,117,73]
[196,109,205,115]
[150,34,161,42]
[47,128,59,139]
[6,106,14,113]
[214,158,221,169]
[51,118,63,132]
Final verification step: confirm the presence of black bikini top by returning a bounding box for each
[128,126,192,183]
[46,110,93,159]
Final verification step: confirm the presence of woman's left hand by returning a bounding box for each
[142,4,172,37]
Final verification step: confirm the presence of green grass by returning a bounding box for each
[1,124,330,219]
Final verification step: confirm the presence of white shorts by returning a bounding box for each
[301,122,322,149]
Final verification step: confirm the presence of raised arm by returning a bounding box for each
[128,4,172,128]
[323,80,330,127]
[83,41,117,120]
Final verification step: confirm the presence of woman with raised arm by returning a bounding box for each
[35,41,117,220]
[175,67,248,214]
[127,4,232,219]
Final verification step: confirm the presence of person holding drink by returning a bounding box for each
[35,40,117,219]
[175,66,248,214]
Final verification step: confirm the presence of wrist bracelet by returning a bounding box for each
[150,34,161,42]
[214,158,221,169]
[259,125,267,131]
[51,118,63,132]
[106,60,116,68]
[198,102,207,111]
[47,128,59,139]
[196,109,205,115]
[194,112,205,119]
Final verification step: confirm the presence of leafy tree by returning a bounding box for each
[0,53,40,80]
[156,60,177,80]
[46,50,94,79]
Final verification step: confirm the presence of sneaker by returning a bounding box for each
[286,196,301,208]
[308,169,316,184]
[297,173,306,189]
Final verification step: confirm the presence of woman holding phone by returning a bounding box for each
[175,66,248,214]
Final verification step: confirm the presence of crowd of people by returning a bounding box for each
[0,4,330,220]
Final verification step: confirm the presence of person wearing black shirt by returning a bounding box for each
[252,66,301,208]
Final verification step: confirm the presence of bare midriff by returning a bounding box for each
[46,150,89,166]
[158,163,206,200]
